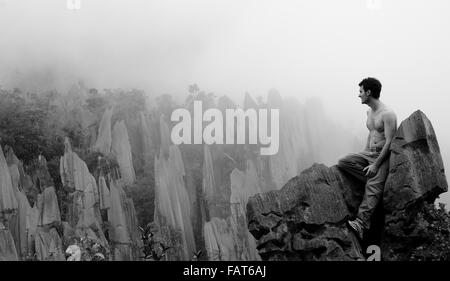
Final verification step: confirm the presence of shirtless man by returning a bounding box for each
[337,77,397,240]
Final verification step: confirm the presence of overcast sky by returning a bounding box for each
[1,0,449,203]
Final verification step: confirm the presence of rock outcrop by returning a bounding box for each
[112,120,136,185]
[26,204,39,258]
[60,136,142,260]
[247,110,448,260]
[34,227,65,261]
[108,178,132,260]
[201,144,262,260]
[247,164,364,260]
[122,194,143,259]
[201,144,236,260]
[203,217,237,260]
[60,138,94,192]
[0,144,19,260]
[105,176,142,261]
[381,110,448,259]
[98,176,111,211]
[5,156,28,259]
[229,162,262,260]
[0,228,18,261]
[9,188,28,259]
[154,116,196,260]
[31,155,55,193]
[31,156,66,261]
[36,186,61,227]
[0,144,18,219]
[2,146,39,260]
[139,112,156,171]
[93,106,113,155]
[61,138,102,229]
[1,147,40,260]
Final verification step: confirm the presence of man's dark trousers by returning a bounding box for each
[337,149,389,229]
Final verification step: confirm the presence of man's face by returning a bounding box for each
[358,86,370,104]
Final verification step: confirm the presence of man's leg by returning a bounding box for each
[357,158,389,230]
[337,153,369,182]
[338,152,388,240]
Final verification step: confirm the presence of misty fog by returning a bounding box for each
[1,0,449,203]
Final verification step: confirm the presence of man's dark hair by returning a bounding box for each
[359,77,382,99]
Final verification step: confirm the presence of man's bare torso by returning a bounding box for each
[366,104,395,151]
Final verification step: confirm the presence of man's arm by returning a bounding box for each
[364,110,370,151]
[365,133,371,151]
[374,112,397,167]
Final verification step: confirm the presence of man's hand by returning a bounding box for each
[363,164,378,178]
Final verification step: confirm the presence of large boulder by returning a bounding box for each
[247,164,363,260]
[381,110,448,259]
[383,110,447,211]
[247,110,448,261]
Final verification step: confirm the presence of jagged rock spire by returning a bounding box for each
[93,106,113,155]
[98,176,111,211]
[33,155,54,191]
[60,137,93,192]
[139,111,155,170]
[0,144,18,217]
[0,145,19,260]
[111,120,136,185]
[0,228,18,261]
[108,178,131,260]
[203,217,237,261]
[202,145,215,203]
[36,186,61,226]
[154,117,196,260]
[7,163,28,259]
